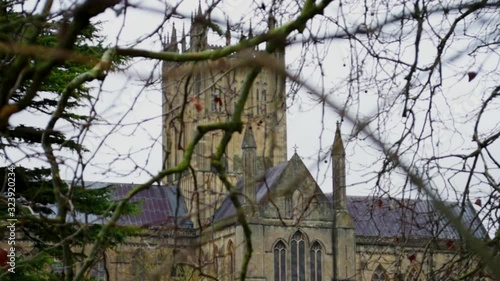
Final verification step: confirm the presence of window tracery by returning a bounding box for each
[132,249,146,281]
[371,265,387,281]
[274,241,286,281]
[91,254,106,281]
[291,231,306,281]
[285,196,292,218]
[213,244,219,276]
[227,241,235,280]
[310,242,322,281]
[292,190,304,220]
[405,266,424,281]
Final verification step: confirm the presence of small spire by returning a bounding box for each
[249,21,253,38]
[225,19,231,46]
[165,23,178,52]
[181,23,186,52]
[171,23,177,43]
[293,144,298,154]
[242,126,257,149]
[266,14,276,50]
[240,29,246,42]
[268,14,276,29]
[197,0,202,16]
[332,121,344,155]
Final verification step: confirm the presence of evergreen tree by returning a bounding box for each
[0,1,134,280]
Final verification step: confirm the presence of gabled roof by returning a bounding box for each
[209,152,488,241]
[212,162,288,221]
[325,195,487,240]
[212,153,330,222]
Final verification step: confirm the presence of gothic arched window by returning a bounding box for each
[291,231,306,281]
[310,242,322,281]
[371,265,388,281]
[261,89,267,113]
[228,241,235,280]
[210,87,222,112]
[213,244,219,276]
[405,266,423,281]
[171,264,185,277]
[91,254,107,281]
[156,251,165,265]
[285,196,292,218]
[292,190,304,220]
[274,241,286,281]
[132,249,146,281]
[256,89,261,114]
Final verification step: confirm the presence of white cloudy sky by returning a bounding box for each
[7,0,499,205]
[78,0,366,193]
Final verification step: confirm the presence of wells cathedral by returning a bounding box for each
[3,9,488,281]
[84,11,489,281]
[94,10,487,281]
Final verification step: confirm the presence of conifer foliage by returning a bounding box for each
[0,1,133,280]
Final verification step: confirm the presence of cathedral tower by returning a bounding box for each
[162,12,287,226]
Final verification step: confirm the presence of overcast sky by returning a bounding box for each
[7,1,499,206]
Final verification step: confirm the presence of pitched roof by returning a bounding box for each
[64,177,488,241]
[209,153,488,241]
[212,162,288,221]
[57,182,193,228]
[325,195,487,240]
[212,154,330,222]
[112,183,192,228]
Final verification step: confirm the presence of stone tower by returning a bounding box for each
[331,122,356,281]
[161,10,287,226]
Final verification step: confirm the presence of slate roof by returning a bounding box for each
[59,182,193,228]
[209,154,488,241]
[212,162,288,221]
[112,184,192,228]
[63,174,488,241]
[326,195,487,240]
